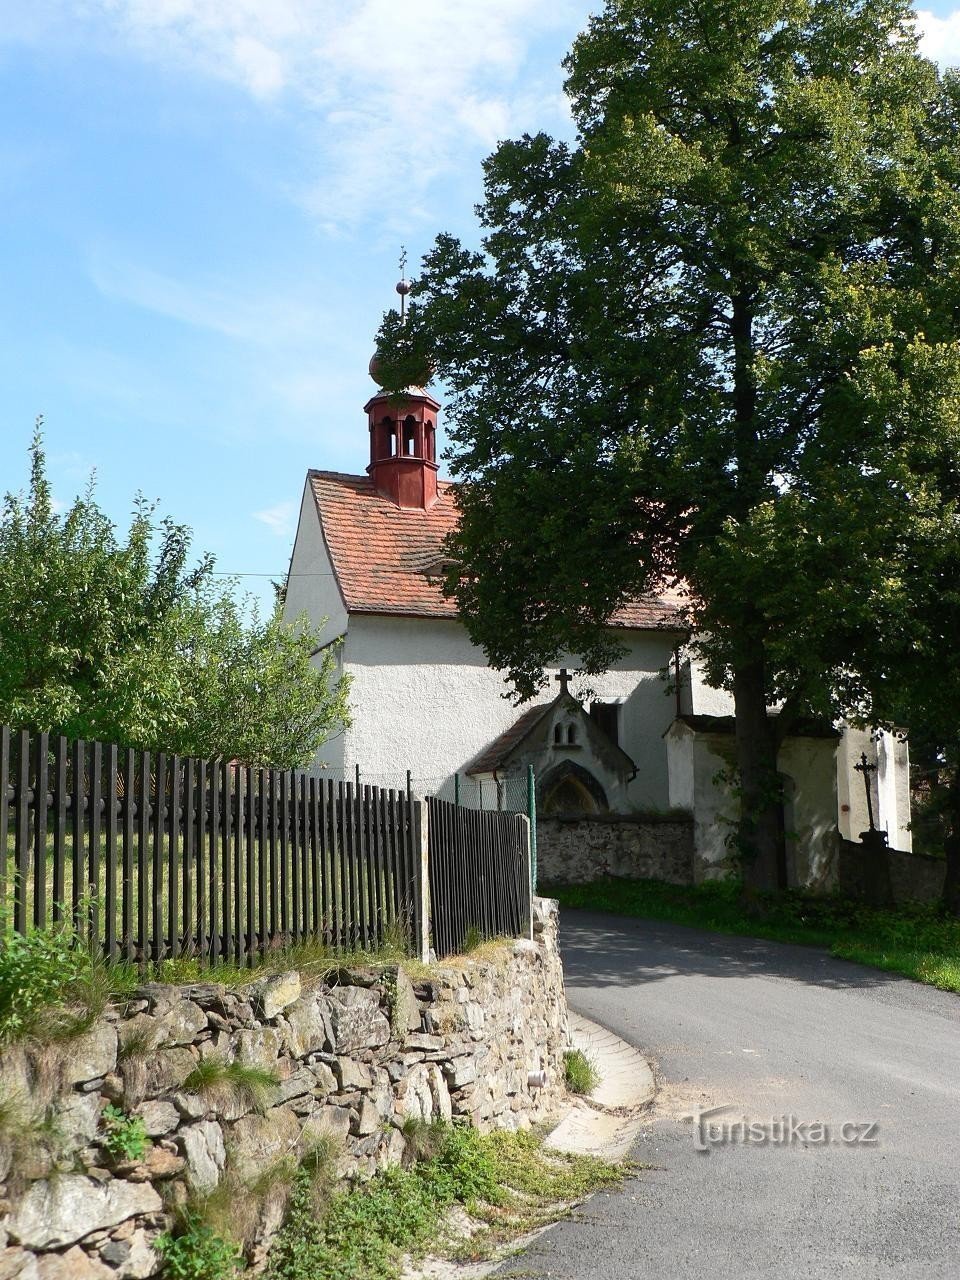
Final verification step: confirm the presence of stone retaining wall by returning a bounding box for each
[838,839,946,904]
[537,815,695,885]
[0,899,567,1280]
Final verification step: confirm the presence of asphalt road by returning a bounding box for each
[496,910,960,1279]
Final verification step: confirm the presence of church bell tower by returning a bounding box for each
[365,270,440,511]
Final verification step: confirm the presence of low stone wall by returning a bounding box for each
[838,839,946,904]
[0,899,567,1279]
[537,814,695,886]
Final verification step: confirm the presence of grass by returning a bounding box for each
[182,1058,281,1114]
[563,1048,601,1096]
[545,877,960,994]
[264,1123,626,1280]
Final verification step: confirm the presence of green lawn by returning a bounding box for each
[543,877,960,994]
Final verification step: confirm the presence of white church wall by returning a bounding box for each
[778,736,839,890]
[282,481,348,648]
[338,614,680,807]
[686,657,736,717]
[667,722,840,887]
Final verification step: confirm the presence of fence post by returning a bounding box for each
[516,814,534,940]
[527,765,537,893]
[413,800,431,964]
[454,772,460,807]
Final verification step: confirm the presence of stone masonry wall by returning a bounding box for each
[0,898,567,1280]
[838,839,946,904]
[537,815,695,886]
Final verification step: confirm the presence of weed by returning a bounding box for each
[183,1058,280,1113]
[156,1212,241,1280]
[265,1122,624,1280]
[563,1048,600,1096]
[100,1104,149,1161]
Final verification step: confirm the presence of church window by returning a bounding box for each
[403,415,417,455]
[590,700,621,747]
[553,724,563,745]
[566,724,577,745]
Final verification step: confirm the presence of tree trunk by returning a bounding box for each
[941,764,960,917]
[733,658,786,895]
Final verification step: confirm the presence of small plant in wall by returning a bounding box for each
[563,1049,601,1097]
[100,1104,149,1162]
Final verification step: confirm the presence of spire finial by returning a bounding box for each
[396,245,411,321]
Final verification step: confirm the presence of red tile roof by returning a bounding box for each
[465,704,553,775]
[309,470,684,630]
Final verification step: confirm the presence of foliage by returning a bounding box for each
[156,1213,241,1280]
[377,0,960,893]
[563,1048,601,1096]
[0,429,349,768]
[266,1122,623,1280]
[546,877,960,992]
[100,1104,149,1161]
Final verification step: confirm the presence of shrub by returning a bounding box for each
[0,927,91,1041]
[156,1214,241,1280]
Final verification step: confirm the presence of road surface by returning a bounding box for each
[496,910,960,1278]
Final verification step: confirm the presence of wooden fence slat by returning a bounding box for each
[14,729,30,936]
[0,727,9,925]
[257,769,268,959]
[87,741,102,948]
[208,761,220,965]
[183,758,195,960]
[328,780,341,949]
[309,776,320,939]
[246,765,256,965]
[194,759,206,961]
[32,731,49,930]
[221,761,233,965]
[105,743,119,959]
[233,766,244,965]
[150,753,165,963]
[279,771,289,942]
[290,771,302,944]
[121,749,135,963]
[137,752,150,963]
[168,756,181,961]
[268,769,279,940]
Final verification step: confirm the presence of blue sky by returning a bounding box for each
[2,2,959,614]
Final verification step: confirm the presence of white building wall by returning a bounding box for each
[282,482,348,648]
[337,614,680,807]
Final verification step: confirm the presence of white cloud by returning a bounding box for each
[253,499,297,537]
[915,10,960,66]
[88,251,331,348]
[36,1,581,231]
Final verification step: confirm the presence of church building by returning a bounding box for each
[282,309,912,887]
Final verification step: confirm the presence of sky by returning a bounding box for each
[2,1,960,615]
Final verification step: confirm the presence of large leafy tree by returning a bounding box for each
[379,0,960,892]
[0,432,350,767]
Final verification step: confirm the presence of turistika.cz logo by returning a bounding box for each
[684,1106,880,1153]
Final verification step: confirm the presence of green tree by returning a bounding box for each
[378,0,960,892]
[0,430,349,767]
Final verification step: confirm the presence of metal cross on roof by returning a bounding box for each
[554,668,570,695]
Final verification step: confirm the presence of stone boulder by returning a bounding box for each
[7,1177,161,1251]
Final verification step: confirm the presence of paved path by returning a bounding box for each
[496,910,960,1279]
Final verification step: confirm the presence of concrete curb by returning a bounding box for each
[545,1011,656,1161]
